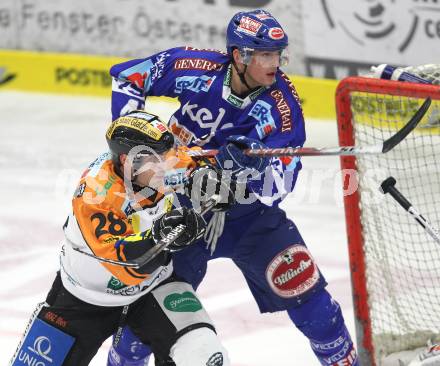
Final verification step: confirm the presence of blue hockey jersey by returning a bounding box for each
[110,47,306,206]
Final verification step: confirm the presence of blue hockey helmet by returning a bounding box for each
[226,10,289,62]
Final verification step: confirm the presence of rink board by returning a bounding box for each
[0,49,337,119]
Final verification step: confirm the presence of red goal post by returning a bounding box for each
[336,76,440,366]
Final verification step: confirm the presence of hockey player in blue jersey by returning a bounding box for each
[107,9,359,366]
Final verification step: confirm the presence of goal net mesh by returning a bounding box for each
[340,65,440,363]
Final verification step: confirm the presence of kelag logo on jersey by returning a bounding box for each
[249,100,276,139]
[174,75,216,94]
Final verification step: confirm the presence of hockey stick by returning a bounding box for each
[188,98,431,158]
[72,197,218,268]
[380,176,440,245]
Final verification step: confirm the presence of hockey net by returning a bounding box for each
[336,65,440,366]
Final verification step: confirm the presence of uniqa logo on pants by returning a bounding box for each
[17,335,53,365]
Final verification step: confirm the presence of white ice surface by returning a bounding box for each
[0,91,355,366]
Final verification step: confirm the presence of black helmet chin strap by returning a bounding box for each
[231,59,252,91]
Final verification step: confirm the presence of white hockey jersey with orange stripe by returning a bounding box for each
[60,150,195,307]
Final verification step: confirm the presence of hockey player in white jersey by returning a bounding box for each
[9,111,229,366]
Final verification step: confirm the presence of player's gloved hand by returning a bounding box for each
[114,230,152,255]
[184,165,236,211]
[152,207,206,251]
[115,231,169,274]
[215,135,270,175]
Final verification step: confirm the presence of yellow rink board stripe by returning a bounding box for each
[291,76,337,120]
[349,92,439,133]
[0,49,122,97]
[0,49,338,120]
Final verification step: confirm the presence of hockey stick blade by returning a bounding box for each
[188,98,431,158]
[381,97,431,153]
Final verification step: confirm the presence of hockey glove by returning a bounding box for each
[114,231,170,274]
[152,207,206,251]
[215,135,271,175]
[185,165,236,211]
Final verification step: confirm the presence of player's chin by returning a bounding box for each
[261,73,276,86]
